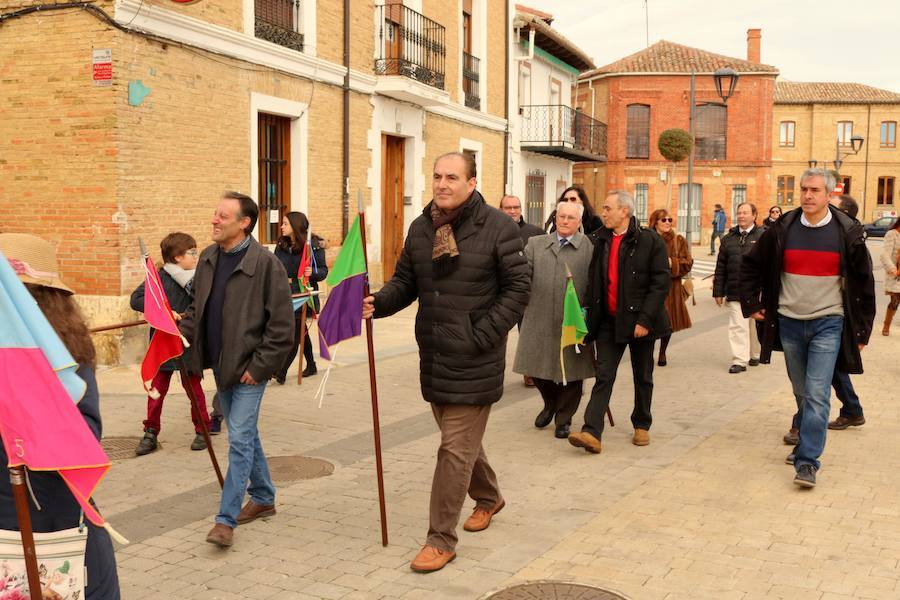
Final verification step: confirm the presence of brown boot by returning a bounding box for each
[236,500,276,524]
[205,523,234,548]
[883,307,896,336]
[567,431,602,454]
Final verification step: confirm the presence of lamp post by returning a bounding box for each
[808,134,863,192]
[685,67,738,247]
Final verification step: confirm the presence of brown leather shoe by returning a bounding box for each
[632,428,650,446]
[205,523,233,548]
[463,499,505,532]
[236,500,276,524]
[410,545,456,572]
[567,431,602,454]
[783,427,799,445]
[828,415,866,430]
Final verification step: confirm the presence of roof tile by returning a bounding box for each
[775,81,900,104]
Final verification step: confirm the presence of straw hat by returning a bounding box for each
[0,233,74,294]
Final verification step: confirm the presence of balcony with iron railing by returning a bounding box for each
[255,0,303,52]
[462,52,480,110]
[519,105,607,162]
[375,4,446,93]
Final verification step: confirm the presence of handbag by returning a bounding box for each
[0,526,87,599]
[682,276,694,299]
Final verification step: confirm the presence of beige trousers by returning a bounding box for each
[727,300,760,367]
[427,403,501,552]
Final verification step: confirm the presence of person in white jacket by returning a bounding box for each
[880,217,900,335]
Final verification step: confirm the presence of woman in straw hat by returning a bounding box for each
[0,233,121,599]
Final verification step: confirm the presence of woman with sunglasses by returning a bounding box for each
[543,186,603,235]
[647,209,693,366]
[763,205,782,227]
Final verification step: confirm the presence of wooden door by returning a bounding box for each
[381,135,405,282]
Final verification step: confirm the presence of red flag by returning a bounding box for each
[140,256,184,397]
[297,242,311,292]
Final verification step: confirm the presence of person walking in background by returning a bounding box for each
[880,216,900,336]
[0,233,121,599]
[710,203,727,254]
[648,209,693,367]
[130,232,211,455]
[741,169,875,488]
[713,202,764,374]
[273,211,328,383]
[514,201,594,439]
[500,194,544,388]
[544,186,603,235]
[363,153,530,573]
[764,206,782,228]
[568,191,670,454]
[179,191,294,548]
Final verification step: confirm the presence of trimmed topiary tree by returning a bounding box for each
[658,129,693,211]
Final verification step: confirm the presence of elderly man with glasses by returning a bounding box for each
[713,202,764,373]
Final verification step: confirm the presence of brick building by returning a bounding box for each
[773,82,900,223]
[573,33,779,244]
[0,0,508,361]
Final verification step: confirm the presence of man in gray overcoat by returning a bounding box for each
[514,202,594,439]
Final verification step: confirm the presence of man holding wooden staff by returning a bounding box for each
[362,153,531,573]
[179,191,294,548]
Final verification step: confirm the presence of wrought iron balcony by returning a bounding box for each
[462,52,480,110]
[255,0,304,52]
[375,4,446,91]
[520,105,607,162]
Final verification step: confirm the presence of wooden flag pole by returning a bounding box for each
[296,303,308,385]
[10,467,42,600]
[177,360,224,489]
[357,190,389,546]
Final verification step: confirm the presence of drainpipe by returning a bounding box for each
[503,0,509,193]
[862,103,871,219]
[341,0,350,237]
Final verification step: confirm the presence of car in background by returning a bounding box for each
[864,216,898,238]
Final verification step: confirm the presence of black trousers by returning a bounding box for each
[277,310,316,380]
[532,378,584,426]
[582,320,655,439]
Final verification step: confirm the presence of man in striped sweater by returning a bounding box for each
[740,169,875,488]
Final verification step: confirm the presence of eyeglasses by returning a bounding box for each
[563,196,580,202]
[660,217,674,223]
[769,210,781,214]
[186,249,198,256]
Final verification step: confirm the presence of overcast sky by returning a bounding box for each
[522,0,900,92]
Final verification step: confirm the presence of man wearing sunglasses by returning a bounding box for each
[713,202,764,374]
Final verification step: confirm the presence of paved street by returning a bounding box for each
[95,243,900,600]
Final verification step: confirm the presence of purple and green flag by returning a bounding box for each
[317,215,367,360]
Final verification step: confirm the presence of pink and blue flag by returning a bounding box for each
[317,216,367,360]
[0,250,113,530]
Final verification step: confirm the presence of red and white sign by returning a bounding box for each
[832,182,844,196]
[92,49,112,87]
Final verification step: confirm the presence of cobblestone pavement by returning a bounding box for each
[94,254,900,600]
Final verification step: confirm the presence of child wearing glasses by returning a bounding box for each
[130,232,212,456]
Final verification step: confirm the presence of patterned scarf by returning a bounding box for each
[430,201,465,277]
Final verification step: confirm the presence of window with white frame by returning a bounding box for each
[634,183,649,224]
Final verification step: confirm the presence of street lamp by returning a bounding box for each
[808,159,818,168]
[833,134,864,172]
[686,67,739,248]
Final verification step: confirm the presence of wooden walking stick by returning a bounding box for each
[357,190,389,546]
[177,360,224,489]
[9,466,42,600]
[296,303,308,385]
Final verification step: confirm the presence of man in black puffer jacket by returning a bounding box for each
[363,153,530,573]
[568,190,671,455]
[713,202,765,374]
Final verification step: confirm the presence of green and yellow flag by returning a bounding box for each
[560,270,588,385]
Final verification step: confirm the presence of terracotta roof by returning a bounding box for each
[775,81,900,104]
[581,40,778,79]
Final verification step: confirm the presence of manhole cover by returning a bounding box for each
[267,455,334,483]
[484,582,629,600]
[101,436,142,461]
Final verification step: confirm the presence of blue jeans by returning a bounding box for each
[779,315,843,471]
[213,373,276,528]
[790,368,864,429]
